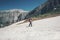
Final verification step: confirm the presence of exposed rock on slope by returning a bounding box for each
[25,0,60,19]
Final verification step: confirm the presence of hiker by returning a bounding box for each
[28,18,32,27]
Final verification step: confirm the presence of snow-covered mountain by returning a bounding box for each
[0,9,29,27]
[0,16,60,40]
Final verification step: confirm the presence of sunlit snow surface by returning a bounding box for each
[0,16,60,40]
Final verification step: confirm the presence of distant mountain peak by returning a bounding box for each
[0,9,29,12]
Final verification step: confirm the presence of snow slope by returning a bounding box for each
[0,16,60,40]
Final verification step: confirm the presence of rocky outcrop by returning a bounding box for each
[25,0,60,19]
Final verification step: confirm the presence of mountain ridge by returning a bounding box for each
[0,9,29,27]
[25,0,60,19]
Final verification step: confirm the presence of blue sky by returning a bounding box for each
[0,0,47,11]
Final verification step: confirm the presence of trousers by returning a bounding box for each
[29,22,32,27]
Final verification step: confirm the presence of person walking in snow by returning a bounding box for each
[28,18,32,27]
